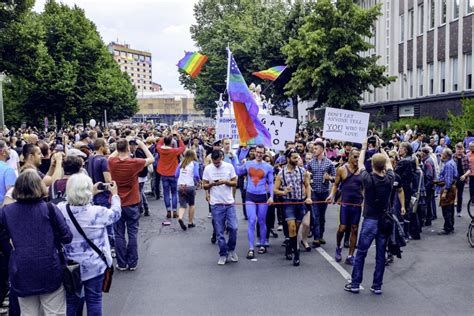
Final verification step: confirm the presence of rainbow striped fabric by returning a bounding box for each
[177,51,208,78]
[252,65,287,81]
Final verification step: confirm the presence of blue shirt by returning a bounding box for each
[438,159,458,189]
[0,161,17,205]
[307,157,336,193]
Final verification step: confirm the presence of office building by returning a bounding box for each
[359,0,474,124]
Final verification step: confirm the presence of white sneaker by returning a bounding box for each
[228,251,238,262]
[277,225,283,231]
[217,256,227,265]
[456,213,462,217]
[207,213,212,218]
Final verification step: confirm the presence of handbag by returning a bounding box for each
[66,204,114,293]
[47,203,82,297]
[410,168,423,213]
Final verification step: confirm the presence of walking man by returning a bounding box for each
[202,150,238,265]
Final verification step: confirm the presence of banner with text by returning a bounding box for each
[216,114,297,151]
[322,107,370,144]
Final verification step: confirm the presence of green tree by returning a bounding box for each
[448,98,474,143]
[283,0,395,111]
[181,0,305,118]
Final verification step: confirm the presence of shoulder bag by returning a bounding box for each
[66,204,114,293]
[47,203,82,297]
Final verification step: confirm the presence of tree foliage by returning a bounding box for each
[282,0,395,110]
[181,0,310,117]
[448,98,474,143]
[0,0,137,128]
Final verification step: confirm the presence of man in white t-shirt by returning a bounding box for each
[203,149,238,265]
[7,146,20,176]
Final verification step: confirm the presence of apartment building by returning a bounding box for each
[107,42,153,93]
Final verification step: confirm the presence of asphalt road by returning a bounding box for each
[103,189,473,315]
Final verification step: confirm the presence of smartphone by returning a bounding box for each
[98,183,112,191]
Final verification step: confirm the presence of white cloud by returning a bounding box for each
[33,0,199,93]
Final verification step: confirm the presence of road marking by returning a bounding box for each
[316,247,364,290]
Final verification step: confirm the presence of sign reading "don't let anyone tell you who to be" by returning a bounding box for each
[322,107,370,144]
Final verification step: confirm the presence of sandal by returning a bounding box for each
[246,250,255,259]
[258,246,267,254]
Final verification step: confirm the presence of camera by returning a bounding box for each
[98,183,112,191]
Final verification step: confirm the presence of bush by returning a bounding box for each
[448,98,474,144]
[382,117,446,140]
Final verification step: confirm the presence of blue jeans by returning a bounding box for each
[351,218,386,290]
[139,182,149,210]
[311,191,329,239]
[66,274,104,316]
[211,204,238,257]
[114,204,140,268]
[162,176,178,211]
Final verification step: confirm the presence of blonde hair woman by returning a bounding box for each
[175,149,200,230]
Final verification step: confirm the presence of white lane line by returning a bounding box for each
[316,247,364,290]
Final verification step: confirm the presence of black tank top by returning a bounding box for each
[340,166,363,204]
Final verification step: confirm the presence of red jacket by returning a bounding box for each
[156,138,185,176]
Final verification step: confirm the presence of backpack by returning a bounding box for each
[50,180,67,205]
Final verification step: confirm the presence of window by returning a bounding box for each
[137,74,140,78]
[400,73,405,98]
[408,70,414,97]
[124,66,127,70]
[114,51,119,56]
[408,10,414,39]
[429,63,434,94]
[453,0,459,19]
[417,67,424,96]
[137,85,141,89]
[400,14,405,42]
[469,0,474,14]
[466,54,472,89]
[418,4,424,34]
[120,51,126,57]
[440,60,446,92]
[429,0,435,28]
[452,57,458,91]
[441,0,446,24]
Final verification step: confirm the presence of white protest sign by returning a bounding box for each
[216,114,297,151]
[322,107,370,143]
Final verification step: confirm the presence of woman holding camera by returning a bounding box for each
[57,173,121,316]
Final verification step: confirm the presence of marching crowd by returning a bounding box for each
[0,123,473,314]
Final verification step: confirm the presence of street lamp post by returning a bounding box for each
[0,73,5,131]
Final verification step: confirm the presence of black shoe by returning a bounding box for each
[270,229,278,238]
[293,250,300,266]
[319,237,326,245]
[312,240,321,248]
[188,223,195,228]
[438,230,450,235]
[300,240,311,252]
[344,283,360,293]
[211,234,216,244]
[285,244,292,260]
[144,209,150,217]
[343,240,350,248]
[178,219,187,231]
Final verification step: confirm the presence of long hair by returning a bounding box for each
[181,149,197,169]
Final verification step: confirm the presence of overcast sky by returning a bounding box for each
[33,0,199,94]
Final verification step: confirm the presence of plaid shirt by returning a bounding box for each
[307,157,336,193]
[438,159,458,189]
[278,166,306,200]
[453,154,470,176]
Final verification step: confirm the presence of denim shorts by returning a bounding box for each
[339,204,362,226]
[178,185,196,208]
[283,199,307,221]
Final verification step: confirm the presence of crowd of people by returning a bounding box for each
[0,122,472,314]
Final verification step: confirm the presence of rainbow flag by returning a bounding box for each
[177,51,208,78]
[252,65,286,81]
[227,49,271,146]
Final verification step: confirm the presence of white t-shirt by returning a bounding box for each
[178,161,196,186]
[203,161,236,205]
[7,149,19,176]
